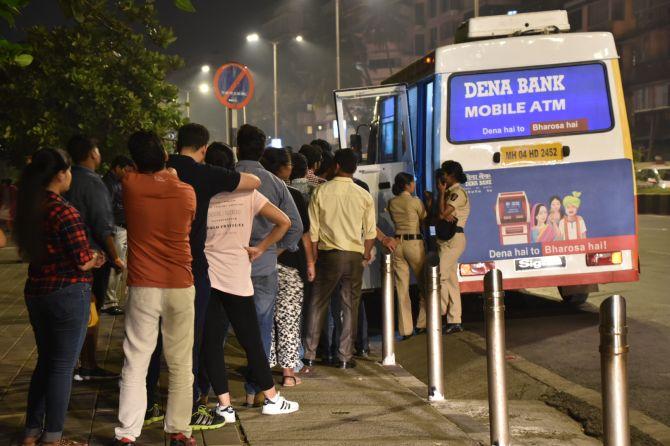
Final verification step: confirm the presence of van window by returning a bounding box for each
[447,62,614,144]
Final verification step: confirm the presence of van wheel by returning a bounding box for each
[560,292,588,305]
[558,285,593,305]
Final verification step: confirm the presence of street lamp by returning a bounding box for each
[198,82,210,94]
[246,32,304,140]
[201,64,210,73]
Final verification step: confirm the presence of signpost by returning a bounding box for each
[213,62,254,144]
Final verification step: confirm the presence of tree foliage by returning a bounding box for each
[0,0,190,166]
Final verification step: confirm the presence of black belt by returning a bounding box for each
[394,234,423,240]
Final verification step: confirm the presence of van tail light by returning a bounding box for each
[586,251,622,266]
[460,262,495,277]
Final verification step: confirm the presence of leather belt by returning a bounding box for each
[394,234,423,240]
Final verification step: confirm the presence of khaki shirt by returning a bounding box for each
[446,183,470,228]
[388,192,427,234]
[309,176,377,254]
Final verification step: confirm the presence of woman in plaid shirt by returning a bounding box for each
[15,148,105,446]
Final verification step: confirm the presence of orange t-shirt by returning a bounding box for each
[123,171,196,288]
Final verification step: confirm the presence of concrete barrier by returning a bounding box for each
[636,194,670,215]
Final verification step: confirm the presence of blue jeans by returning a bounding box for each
[24,283,91,442]
[244,272,278,395]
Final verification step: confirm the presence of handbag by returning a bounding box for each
[88,295,99,328]
[435,217,459,241]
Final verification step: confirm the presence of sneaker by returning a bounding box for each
[213,405,236,424]
[110,438,135,446]
[144,403,165,426]
[76,366,119,381]
[445,323,464,334]
[189,405,225,431]
[169,433,196,446]
[261,393,299,415]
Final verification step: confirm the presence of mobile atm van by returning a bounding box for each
[334,10,639,302]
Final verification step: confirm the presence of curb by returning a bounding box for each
[637,194,670,215]
[458,331,670,445]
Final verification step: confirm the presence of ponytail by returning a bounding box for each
[441,160,467,185]
[392,172,414,196]
[15,148,71,262]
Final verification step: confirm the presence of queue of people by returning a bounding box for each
[13,120,471,446]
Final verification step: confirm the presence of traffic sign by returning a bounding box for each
[213,62,255,110]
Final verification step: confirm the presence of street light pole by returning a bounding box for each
[185,90,190,119]
[335,0,341,89]
[272,41,279,138]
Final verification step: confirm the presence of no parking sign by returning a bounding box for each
[213,62,255,110]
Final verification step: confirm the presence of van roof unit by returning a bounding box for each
[455,10,570,43]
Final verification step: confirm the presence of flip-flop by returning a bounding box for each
[282,375,302,387]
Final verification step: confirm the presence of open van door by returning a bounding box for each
[333,84,416,290]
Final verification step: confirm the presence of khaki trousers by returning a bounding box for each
[115,286,195,441]
[305,250,363,362]
[392,239,426,335]
[437,233,466,324]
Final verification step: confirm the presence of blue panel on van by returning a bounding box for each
[448,63,613,143]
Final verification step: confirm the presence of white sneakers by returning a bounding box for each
[261,393,300,415]
[213,405,236,424]
[213,393,299,419]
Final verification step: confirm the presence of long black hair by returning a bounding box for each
[260,148,291,176]
[15,148,72,262]
[392,172,414,196]
[441,160,467,184]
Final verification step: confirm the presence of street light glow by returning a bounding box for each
[246,33,260,43]
[198,82,210,94]
[295,35,303,43]
[201,65,210,73]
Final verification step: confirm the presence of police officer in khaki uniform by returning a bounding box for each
[388,173,427,339]
[436,161,470,334]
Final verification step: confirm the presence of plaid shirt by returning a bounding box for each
[25,192,94,298]
[306,169,326,187]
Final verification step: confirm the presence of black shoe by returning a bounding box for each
[75,366,119,381]
[354,349,369,358]
[110,438,136,446]
[335,360,356,369]
[399,334,413,341]
[190,405,225,431]
[415,328,427,335]
[101,306,124,316]
[144,403,164,426]
[322,355,336,365]
[303,358,317,367]
[445,323,464,335]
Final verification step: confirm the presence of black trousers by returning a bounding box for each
[202,288,275,396]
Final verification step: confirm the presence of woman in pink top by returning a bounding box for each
[201,144,300,421]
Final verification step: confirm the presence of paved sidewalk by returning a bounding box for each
[0,246,600,445]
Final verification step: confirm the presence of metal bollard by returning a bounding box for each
[426,262,445,401]
[381,253,396,366]
[484,269,510,446]
[600,295,630,446]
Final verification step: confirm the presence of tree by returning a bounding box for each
[0,1,191,166]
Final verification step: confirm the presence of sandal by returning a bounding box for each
[282,375,302,387]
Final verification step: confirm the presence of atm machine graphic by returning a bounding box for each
[495,191,531,245]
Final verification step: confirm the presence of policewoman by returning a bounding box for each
[436,160,470,334]
[387,172,427,339]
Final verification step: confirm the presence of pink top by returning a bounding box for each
[205,190,269,296]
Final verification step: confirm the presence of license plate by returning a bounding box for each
[515,256,566,271]
[501,142,563,165]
